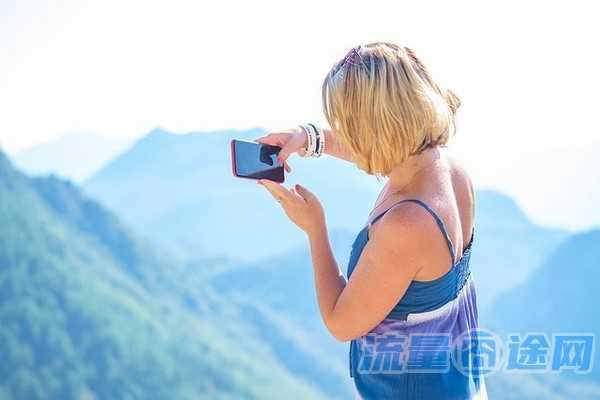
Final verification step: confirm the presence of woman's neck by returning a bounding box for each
[387,146,441,192]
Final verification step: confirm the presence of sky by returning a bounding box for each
[1,0,599,229]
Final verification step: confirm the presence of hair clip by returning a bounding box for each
[342,45,364,66]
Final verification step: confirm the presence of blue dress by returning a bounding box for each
[346,199,487,399]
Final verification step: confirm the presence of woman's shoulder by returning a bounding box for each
[441,150,475,209]
[441,150,473,187]
[369,200,447,254]
[441,150,476,251]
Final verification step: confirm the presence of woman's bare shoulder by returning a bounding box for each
[442,151,474,204]
[442,150,475,248]
[369,200,447,255]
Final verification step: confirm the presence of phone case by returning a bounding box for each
[230,139,285,183]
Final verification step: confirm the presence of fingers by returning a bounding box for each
[283,160,292,173]
[255,134,276,145]
[258,179,294,203]
[278,143,295,162]
[255,132,288,146]
[294,184,316,203]
[279,133,305,161]
[256,133,294,170]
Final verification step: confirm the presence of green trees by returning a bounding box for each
[0,151,325,399]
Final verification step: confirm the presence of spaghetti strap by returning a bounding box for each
[368,199,456,264]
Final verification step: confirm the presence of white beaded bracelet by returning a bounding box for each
[299,124,316,157]
[299,123,325,158]
[308,123,325,157]
[305,124,318,156]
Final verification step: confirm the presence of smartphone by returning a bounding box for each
[231,139,285,183]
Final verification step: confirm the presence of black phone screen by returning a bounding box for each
[232,140,284,182]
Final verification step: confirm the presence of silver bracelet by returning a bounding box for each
[308,123,325,157]
[305,124,318,157]
[299,124,317,157]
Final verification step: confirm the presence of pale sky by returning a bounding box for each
[1,0,599,229]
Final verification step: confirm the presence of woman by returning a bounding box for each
[257,42,486,399]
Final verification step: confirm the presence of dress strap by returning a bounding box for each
[368,198,456,264]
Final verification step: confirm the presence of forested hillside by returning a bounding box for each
[0,150,332,399]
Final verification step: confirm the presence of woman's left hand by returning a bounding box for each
[258,180,326,236]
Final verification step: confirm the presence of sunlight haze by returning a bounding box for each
[1,0,598,229]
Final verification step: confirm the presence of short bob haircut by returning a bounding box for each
[322,42,460,176]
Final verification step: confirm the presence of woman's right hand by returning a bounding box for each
[255,127,308,172]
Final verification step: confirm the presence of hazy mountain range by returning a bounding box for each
[2,128,598,399]
[83,127,382,262]
[490,229,600,377]
[0,150,340,399]
[12,132,134,182]
[82,128,567,309]
[480,142,600,231]
[15,131,600,231]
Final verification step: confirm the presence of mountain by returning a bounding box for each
[13,132,134,182]
[0,149,332,399]
[482,142,600,230]
[209,229,358,386]
[209,226,600,400]
[84,128,382,262]
[84,128,567,308]
[1,129,593,399]
[489,229,600,349]
[471,190,567,310]
[485,230,600,397]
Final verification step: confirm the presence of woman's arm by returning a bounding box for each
[256,126,355,164]
[307,206,424,341]
[306,224,348,335]
[258,180,424,342]
[321,128,355,163]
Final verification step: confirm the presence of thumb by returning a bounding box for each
[295,184,316,203]
[278,142,296,162]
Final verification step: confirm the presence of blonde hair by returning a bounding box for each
[322,42,460,176]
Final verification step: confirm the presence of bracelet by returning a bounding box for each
[306,124,319,156]
[299,124,315,157]
[299,123,325,157]
[308,123,325,157]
